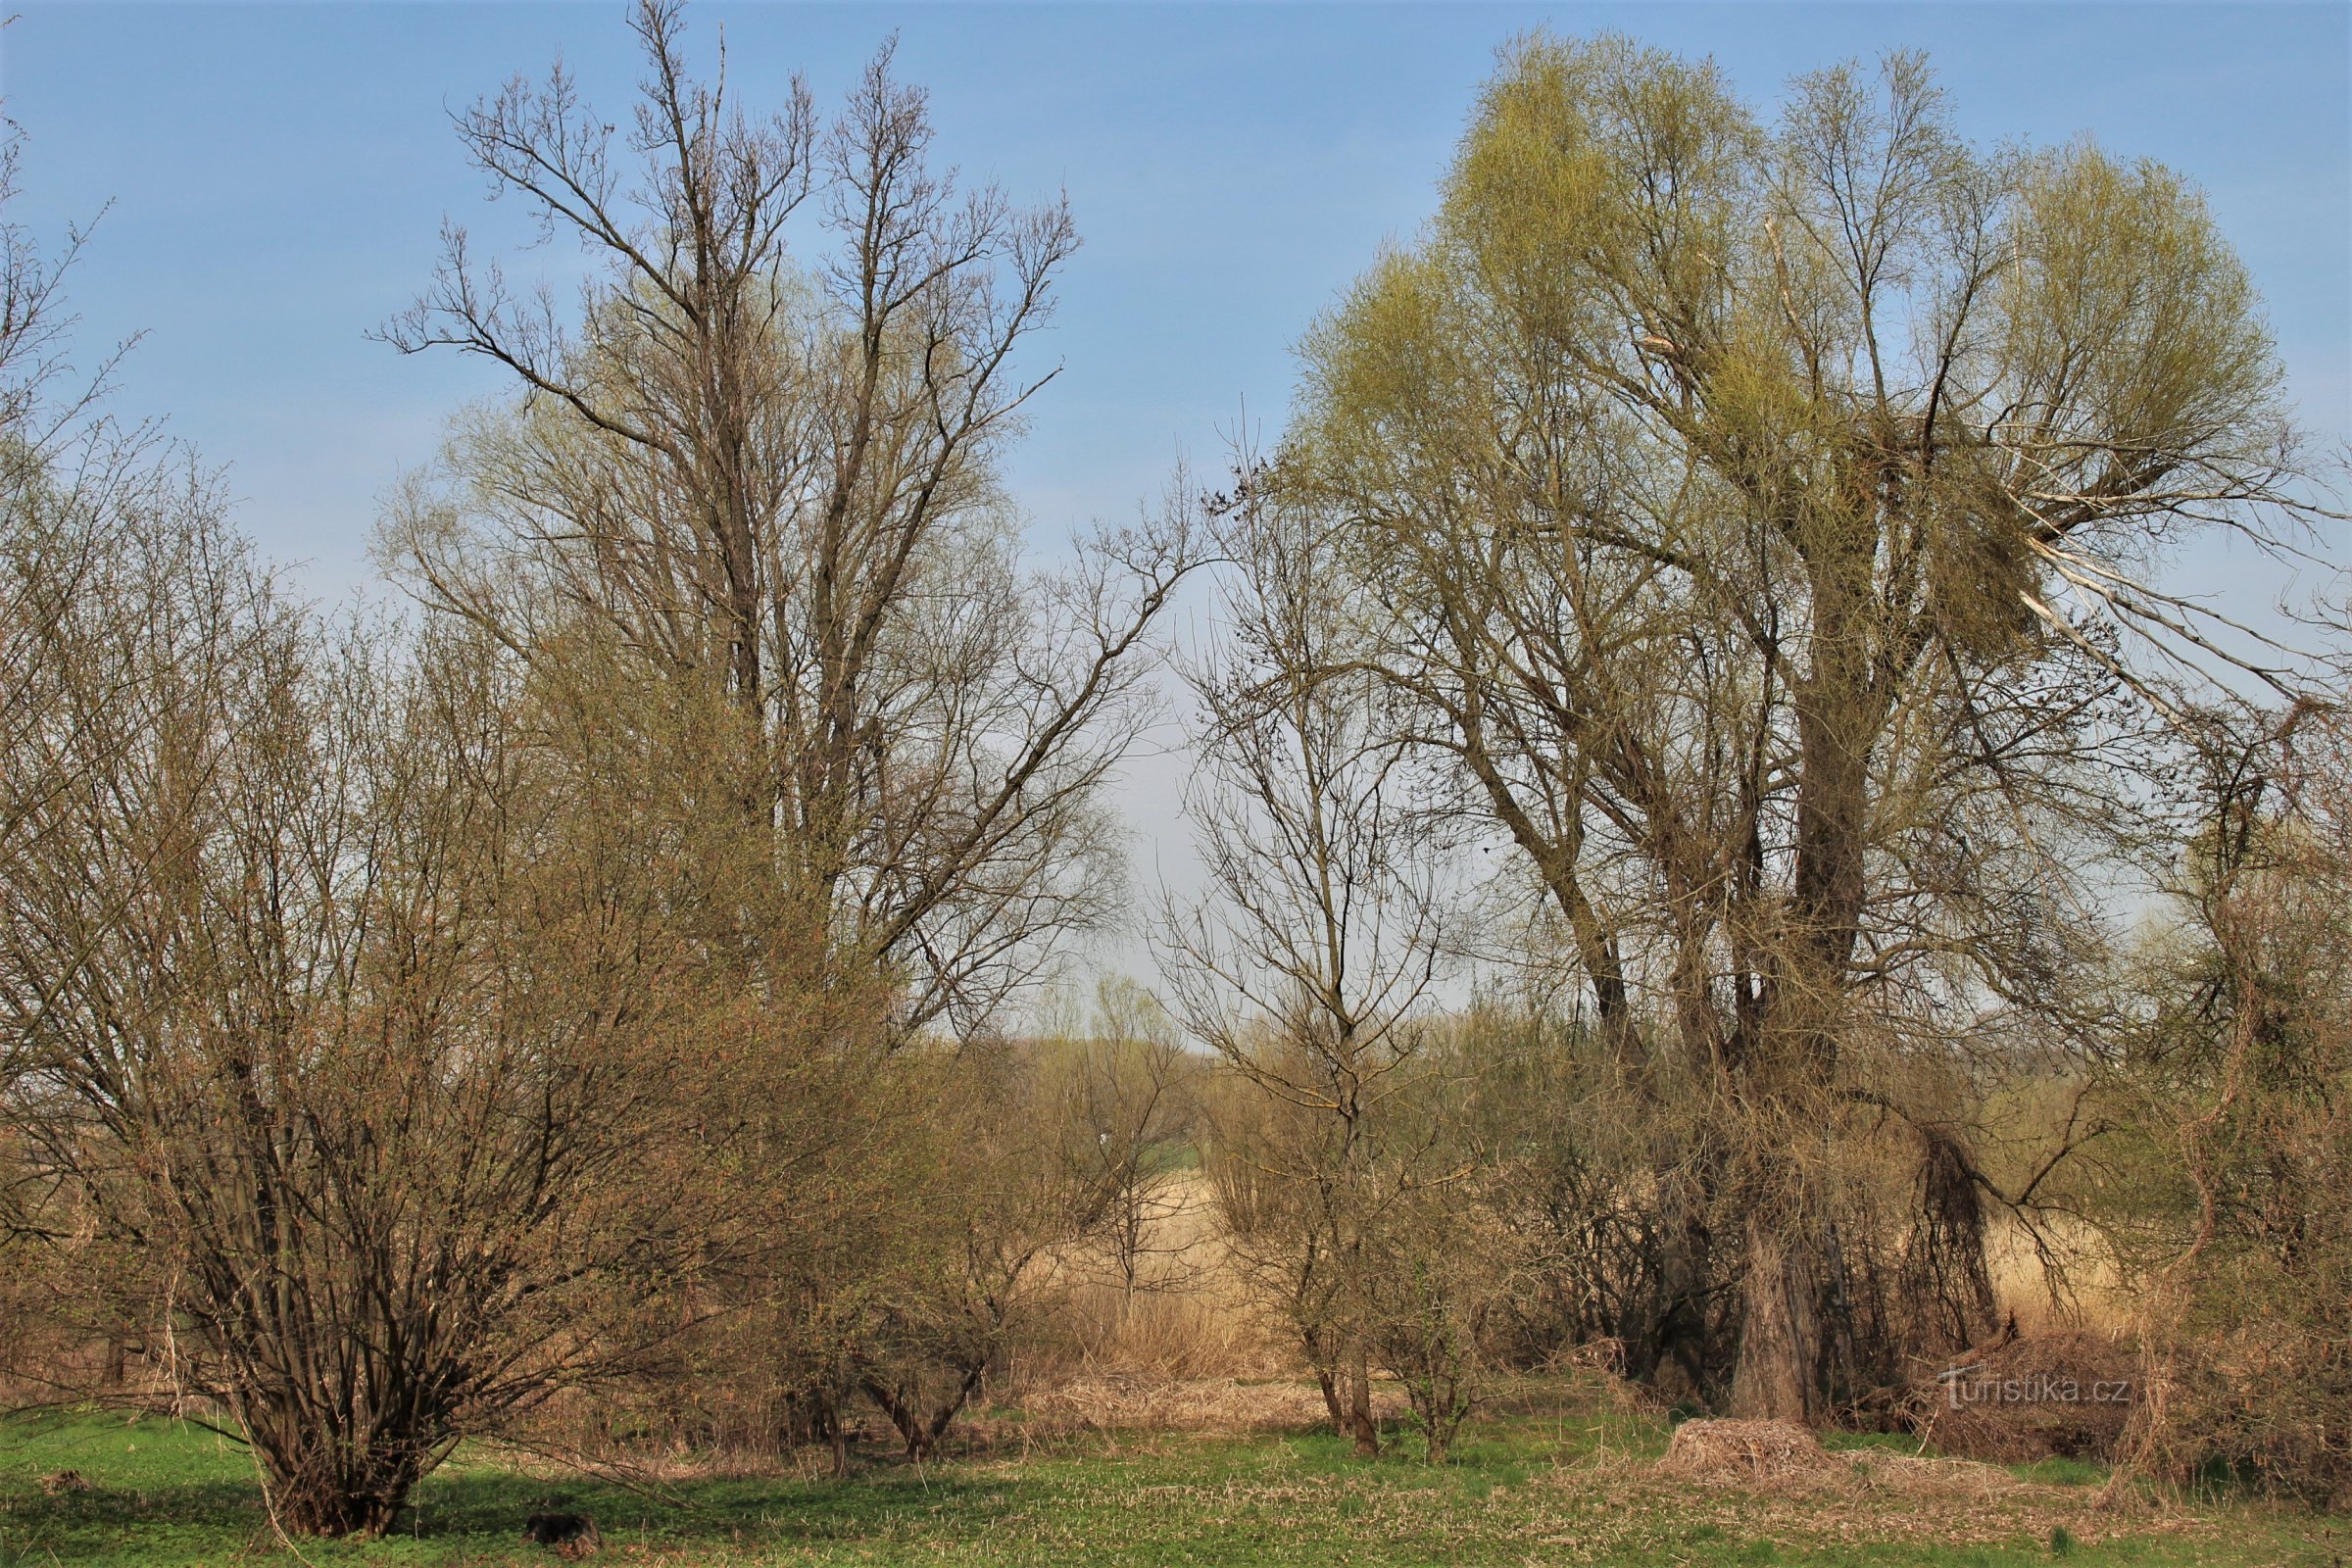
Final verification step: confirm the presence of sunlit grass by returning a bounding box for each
[0,1402,2340,1566]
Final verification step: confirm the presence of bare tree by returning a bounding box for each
[1159,486,1465,1457]
[380,0,1197,1036]
[0,120,208,1369]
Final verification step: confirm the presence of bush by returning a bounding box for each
[2096,711,2352,1505]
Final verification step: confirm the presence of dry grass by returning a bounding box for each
[1656,1419,1838,1485]
[1007,1175,2150,1469]
[1022,1374,1407,1436]
[1023,1278,1290,1387]
[1600,1416,2222,1559]
[1985,1214,2129,1335]
[1011,1173,1292,1390]
[1651,1418,2040,1505]
[1565,1450,2202,1559]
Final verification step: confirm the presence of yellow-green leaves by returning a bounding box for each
[1445,34,1752,379]
[1996,144,2282,525]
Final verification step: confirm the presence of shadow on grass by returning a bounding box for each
[406,1454,1026,1555]
[1,1477,267,1564]
[0,1409,267,1564]
[1,1410,1024,1563]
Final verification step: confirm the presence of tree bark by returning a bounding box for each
[1727,1216,1823,1423]
[1346,1342,1380,1456]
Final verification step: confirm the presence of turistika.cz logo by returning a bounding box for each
[1936,1365,2133,1409]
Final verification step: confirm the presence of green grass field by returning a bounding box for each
[1,1398,2341,1566]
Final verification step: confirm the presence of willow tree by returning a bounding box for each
[1277,36,2320,1418]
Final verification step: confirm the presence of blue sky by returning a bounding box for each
[5,2,2347,981]
[6,3,2344,598]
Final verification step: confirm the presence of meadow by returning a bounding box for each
[3,1392,2342,1568]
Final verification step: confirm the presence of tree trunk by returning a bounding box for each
[1642,1210,1713,1404]
[224,1360,454,1539]
[1908,1127,1999,1355]
[1311,1362,1346,1433]
[245,1409,432,1539]
[1346,1342,1379,1456]
[809,1387,853,1479]
[1728,1217,1822,1423]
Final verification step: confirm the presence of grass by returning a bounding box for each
[1,1397,2344,1566]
